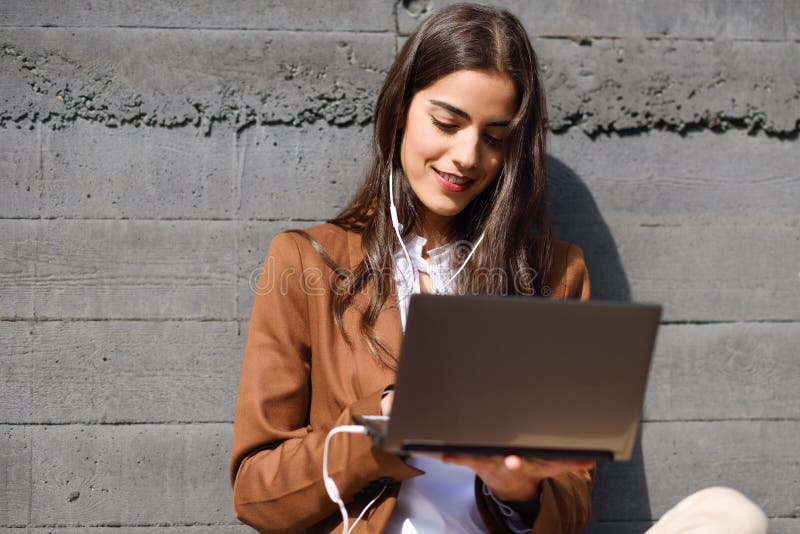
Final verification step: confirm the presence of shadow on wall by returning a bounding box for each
[547,155,652,531]
[548,156,631,302]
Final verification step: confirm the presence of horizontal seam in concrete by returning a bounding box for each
[0,317,246,322]
[0,217,796,228]
[575,126,800,140]
[4,418,798,427]
[3,26,792,41]
[3,318,799,325]
[397,30,800,43]
[1,421,234,426]
[589,517,799,523]
[3,519,798,528]
[533,34,792,44]
[0,216,327,222]
[635,223,800,228]
[659,319,800,325]
[0,25,395,34]
[641,417,800,423]
[8,523,246,529]
[4,121,797,139]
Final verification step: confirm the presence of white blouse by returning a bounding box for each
[384,231,531,534]
[392,231,455,330]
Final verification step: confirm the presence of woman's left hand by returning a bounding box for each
[441,454,594,503]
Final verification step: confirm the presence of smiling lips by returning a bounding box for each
[434,168,476,192]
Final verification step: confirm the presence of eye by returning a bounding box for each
[430,116,458,134]
[483,133,503,147]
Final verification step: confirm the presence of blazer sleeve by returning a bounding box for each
[564,243,591,301]
[475,242,595,534]
[230,232,421,534]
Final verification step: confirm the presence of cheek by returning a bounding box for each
[404,119,446,169]
[484,154,503,176]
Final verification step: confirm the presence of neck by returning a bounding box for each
[417,212,453,253]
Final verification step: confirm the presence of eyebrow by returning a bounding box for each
[428,99,511,127]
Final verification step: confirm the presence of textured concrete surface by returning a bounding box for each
[2,321,798,424]
[4,124,798,222]
[548,129,800,226]
[592,421,800,519]
[537,38,800,136]
[3,29,798,136]
[0,0,396,31]
[0,28,395,132]
[27,424,232,525]
[586,518,800,534]
[0,220,238,319]
[2,421,798,527]
[576,223,800,320]
[0,426,30,525]
[1,0,798,532]
[0,321,243,423]
[644,323,800,420]
[397,0,790,40]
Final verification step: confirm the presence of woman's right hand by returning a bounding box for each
[442,454,593,505]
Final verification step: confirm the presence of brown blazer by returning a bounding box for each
[230,222,594,534]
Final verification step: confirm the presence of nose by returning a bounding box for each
[450,128,480,171]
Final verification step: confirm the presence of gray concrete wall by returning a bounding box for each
[1,1,798,532]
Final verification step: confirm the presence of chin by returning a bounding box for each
[427,202,466,218]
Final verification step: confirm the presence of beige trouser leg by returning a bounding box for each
[645,487,769,534]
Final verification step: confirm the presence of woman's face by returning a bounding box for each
[400,69,517,228]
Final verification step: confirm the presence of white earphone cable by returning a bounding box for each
[323,425,385,534]
[321,168,487,531]
[389,167,417,292]
[388,166,486,291]
[443,230,486,287]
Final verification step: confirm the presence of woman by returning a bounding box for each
[230,3,768,534]
[230,4,593,533]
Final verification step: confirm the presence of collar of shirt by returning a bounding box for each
[392,230,456,329]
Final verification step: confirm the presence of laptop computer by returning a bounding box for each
[353,293,661,461]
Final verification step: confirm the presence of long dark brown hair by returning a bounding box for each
[295,3,552,368]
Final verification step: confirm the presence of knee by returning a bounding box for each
[683,487,768,534]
